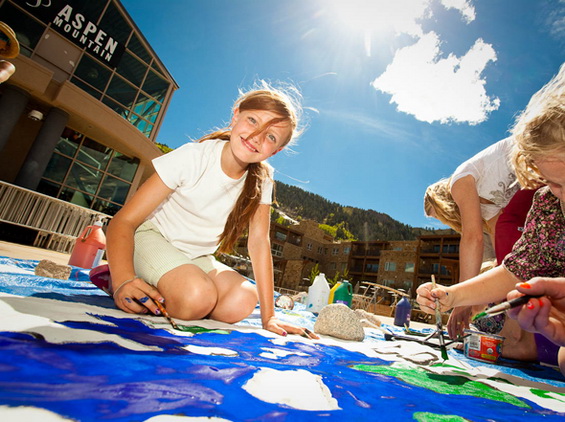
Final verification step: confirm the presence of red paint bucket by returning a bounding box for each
[464,329,504,363]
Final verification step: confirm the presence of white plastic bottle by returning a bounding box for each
[306,273,330,314]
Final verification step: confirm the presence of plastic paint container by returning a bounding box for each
[333,281,353,307]
[463,329,504,363]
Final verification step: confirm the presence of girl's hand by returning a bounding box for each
[263,316,319,340]
[506,278,565,347]
[447,306,472,339]
[112,277,165,316]
[416,282,453,314]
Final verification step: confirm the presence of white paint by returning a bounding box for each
[0,293,161,351]
[259,347,309,359]
[0,405,72,421]
[183,344,238,357]
[144,415,232,421]
[0,264,34,274]
[242,367,340,411]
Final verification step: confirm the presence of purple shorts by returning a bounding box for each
[535,333,559,366]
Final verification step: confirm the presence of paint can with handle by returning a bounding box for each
[68,219,106,269]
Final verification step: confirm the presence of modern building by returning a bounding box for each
[0,0,177,217]
[414,233,461,289]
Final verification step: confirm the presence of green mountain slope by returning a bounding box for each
[273,181,434,241]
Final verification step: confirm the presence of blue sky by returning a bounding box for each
[121,0,564,231]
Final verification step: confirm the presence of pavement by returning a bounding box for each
[0,240,72,265]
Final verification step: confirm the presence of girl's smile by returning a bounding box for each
[229,109,291,162]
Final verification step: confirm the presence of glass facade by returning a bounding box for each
[1,0,172,139]
[37,128,140,216]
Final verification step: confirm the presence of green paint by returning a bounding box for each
[413,412,469,422]
[352,364,528,408]
[471,311,487,321]
[531,388,565,402]
[175,325,231,335]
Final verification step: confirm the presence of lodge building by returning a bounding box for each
[0,0,177,215]
[0,0,178,249]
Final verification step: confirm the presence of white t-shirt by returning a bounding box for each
[450,137,519,221]
[148,139,274,259]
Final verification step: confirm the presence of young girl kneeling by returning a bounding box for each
[106,84,316,339]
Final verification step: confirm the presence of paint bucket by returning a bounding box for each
[463,329,504,363]
[68,219,106,269]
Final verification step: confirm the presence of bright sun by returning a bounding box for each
[324,0,427,56]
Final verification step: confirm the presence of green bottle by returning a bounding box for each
[333,280,353,307]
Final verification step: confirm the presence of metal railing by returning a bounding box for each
[0,181,111,253]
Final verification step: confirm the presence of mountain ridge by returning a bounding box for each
[273,181,437,241]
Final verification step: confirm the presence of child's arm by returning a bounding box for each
[248,204,318,339]
[417,266,522,313]
[106,173,172,314]
[448,176,486,337]
[451,176,485,283]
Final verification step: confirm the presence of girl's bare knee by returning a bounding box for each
[159,270,218,320]
[211,284,258,323]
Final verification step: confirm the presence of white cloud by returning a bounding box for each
[367,0,500,125]
[440,0,476,23]
[371,32,499,125]
[546,0,565,41]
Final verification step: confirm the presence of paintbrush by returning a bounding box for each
[431,275,448,360]
[472,294,542,321]
[155,300,179,330]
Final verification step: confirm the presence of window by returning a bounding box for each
[343,246,351,254]
[116,51,147,87]
[275,231,287,242]
[73,54,112,92]
[271,243,283,258]
[37,127,139,216]
[332,247,339,256]
[405,262,415,273]
[384,262,397,271]
[98,1,131,45]
[317,246,323,254]
[0,2,46,57]
[307,243,313,251]
[128,32,152,63]
[365,263,379,273]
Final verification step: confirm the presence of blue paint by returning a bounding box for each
[0,256,564,421]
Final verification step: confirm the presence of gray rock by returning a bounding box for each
[314,304,365,341]
[34,259,72,280]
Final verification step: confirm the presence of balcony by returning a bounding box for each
[0,181,111,253]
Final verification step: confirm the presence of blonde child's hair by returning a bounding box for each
[512,63,565,188]
[424,178,490,234]
[199,81,303,253]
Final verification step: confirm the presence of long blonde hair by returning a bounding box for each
[199,83,302,253]
[424,178,489,233]
[512,63,565,188]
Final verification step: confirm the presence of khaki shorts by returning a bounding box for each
[133,220,232,287]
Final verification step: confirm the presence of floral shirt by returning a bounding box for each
[503,187,565,280]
